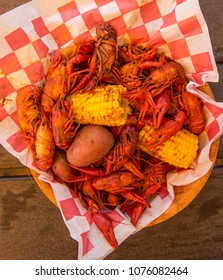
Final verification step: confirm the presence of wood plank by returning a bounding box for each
[0,168,29,178]
[209,64,223,102]
[200,2,223,63]
[0,145,28,178]
[0,178,77,259]
[208,63,223,166]
[0,145,25,169]
[0,0,30,15]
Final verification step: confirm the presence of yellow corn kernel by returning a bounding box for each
[138,125,199,169]
[68,84,132,126]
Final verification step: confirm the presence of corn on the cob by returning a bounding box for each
[68,85,131,126]
[138,125,199,169]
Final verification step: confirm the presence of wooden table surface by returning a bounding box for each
[0,0,223,260]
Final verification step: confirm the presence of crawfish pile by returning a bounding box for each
[16,22,205,249]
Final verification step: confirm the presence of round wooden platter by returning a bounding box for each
[30,83,220,227]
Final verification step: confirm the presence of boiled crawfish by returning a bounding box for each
[51,98,79,150]
[102,48,165,90]
[34,110,55,171]
[105,125,141,177]
[87,171,149,208]
[181,90,205,134]
[92,171,137,193]
[70,22,118,93]
[130,157,173,226]
[145,110,186,149]
[124,61,187,124]
[118,43,158,63]
[16,85,41,149]
[85,196,118,249]
[46,41,94,81]
[149,88,205,146]
[43,40,95,102]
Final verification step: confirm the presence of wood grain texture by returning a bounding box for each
[0,146,26,170]
[0,179,77,260]
[200,1,223,63]
[0,0,30,15]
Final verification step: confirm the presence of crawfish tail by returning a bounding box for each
[121,191,151,208]
[34,111,55,171]
[123,160,144,179]
[131,202,146,226]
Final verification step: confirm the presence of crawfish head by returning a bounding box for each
[96,22,117,41]
[17,85,41,105]
[146,110,186,149]
[78,40,95,54]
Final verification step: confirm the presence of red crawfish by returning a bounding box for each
[70,22,118,93]
[181,90,205,135]
[131,157,173,226]
[34,110,55,171]
[118,43,158,63]
[43,41,95,102]
[85,196,119,249]
[16,85,41,150]
[105,125,143,178]
[51,98,80,150]
[124,61,187,124]
[102,50,165,91]
[92,171,150,207]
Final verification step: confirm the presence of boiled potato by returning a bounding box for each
[52,149,78,182]
[67,125,114,167]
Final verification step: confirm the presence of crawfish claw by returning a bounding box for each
[147,111,186,149]
[92,212,118,249]
[85,197,118,249]
[153,91,170,128]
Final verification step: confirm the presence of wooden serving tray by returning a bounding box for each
[31,83,220,226]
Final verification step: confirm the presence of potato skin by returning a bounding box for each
[67,125,114,167]
[52,149,78,182]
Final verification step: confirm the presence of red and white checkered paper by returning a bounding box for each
[0,0,223,259]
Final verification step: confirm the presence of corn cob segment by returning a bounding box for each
[138,125,199,169]
[68,85,131,126]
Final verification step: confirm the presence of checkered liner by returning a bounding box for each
[0,0,222,259]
